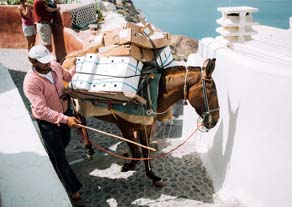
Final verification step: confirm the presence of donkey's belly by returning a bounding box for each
[74,99,154,125]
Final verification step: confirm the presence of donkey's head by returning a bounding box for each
[188,58,220,130]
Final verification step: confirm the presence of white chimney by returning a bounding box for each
[216,6,259,47]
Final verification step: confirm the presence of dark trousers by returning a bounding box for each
[37,119,82,194]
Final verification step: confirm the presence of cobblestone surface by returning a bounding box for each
[2,48,239,207]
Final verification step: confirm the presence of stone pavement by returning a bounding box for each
[1,48,239,207]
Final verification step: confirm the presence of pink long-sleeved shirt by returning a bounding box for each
[23,61,75,125]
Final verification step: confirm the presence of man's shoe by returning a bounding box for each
[71,191,81,201]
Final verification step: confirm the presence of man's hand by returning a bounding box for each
[66,116,81,128]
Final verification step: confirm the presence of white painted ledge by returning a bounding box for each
[0,65,72,207]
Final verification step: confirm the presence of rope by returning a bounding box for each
[90,124,201,161]
[77,124,156,152]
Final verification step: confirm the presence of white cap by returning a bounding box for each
[28,45,56,64]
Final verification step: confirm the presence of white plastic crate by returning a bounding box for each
[70,54,99,90]
[89,56,143,94]
[155,46,174,69]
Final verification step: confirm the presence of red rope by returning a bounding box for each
[90,125,201,161]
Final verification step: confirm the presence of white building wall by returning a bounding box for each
[0,66,72,207]
[184,28,292,207]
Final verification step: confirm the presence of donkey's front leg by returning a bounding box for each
[139,130,166,188]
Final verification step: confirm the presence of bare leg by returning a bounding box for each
[26,35,36,51]
[45,44,53,52]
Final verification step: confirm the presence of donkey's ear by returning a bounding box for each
[202,58,211,69]
[205,58,216,78]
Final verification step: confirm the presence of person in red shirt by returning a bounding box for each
[18,0,36,50]
[23,45,82,202]
[33,0,60,51]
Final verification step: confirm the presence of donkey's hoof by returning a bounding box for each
[122,152,129,157]
[153,180,166,188]
[121,164,130,172]
[121,163,136,172]
[150,142,159,151]
[86,154,94,160]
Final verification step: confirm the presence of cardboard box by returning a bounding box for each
[69,54,98,90]
[147,32,171,49]
[124,22,142,33]
[86,33,105,49]
[140,47,155,62]
[140,23,155,36]
[99,44,154,62]
[124,22,155,35]
[88,56,143,95]
[103,28,135,46]
[103,28,171,49]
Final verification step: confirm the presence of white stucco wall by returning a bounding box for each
[184,26,292,207]
[0,66,72,207]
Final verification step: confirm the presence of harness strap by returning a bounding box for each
[183,67,189,105]
[107,99,113,110]
[111,109,118,120]
[147,78,153,110]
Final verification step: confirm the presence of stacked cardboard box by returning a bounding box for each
[67,21,176,103]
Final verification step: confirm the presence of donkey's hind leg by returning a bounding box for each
[139,128,166,188]
[120,129,141,172]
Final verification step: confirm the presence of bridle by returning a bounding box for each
[183,64,220,132]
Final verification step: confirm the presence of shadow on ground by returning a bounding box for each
[69,118,214,207]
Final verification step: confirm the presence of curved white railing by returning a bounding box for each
[185,24,292,207]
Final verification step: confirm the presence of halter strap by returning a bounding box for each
[200,66,210,114]
[199,64,220,131]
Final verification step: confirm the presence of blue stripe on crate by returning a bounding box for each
[128,63,142,73]
[81,60,99,64]
[161,52,172,67]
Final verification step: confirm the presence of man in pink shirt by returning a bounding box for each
[23,45,82,202]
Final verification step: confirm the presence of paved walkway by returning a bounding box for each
[1,48,239,207]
